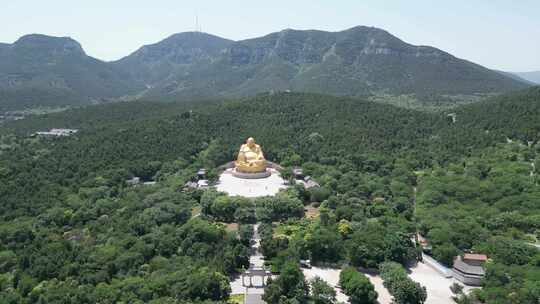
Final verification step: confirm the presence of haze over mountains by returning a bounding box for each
[512,71,540,84]
[0,26,532,110]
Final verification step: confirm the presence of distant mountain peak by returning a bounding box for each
[0,34,142,111]
[118,31,232,65]
[165,31,231,40]
[13,34,85,56]
[342,25,382,32]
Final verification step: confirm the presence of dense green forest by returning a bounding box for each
[416,142,540,303]
[0,88,539,303]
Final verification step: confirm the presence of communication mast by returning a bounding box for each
[195,13,202,32]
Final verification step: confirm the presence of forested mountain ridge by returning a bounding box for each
[118,26,529,101]
[0,34,143,111]
[452,86,540,141]
[0,26,530,110]
[113,32,234,84]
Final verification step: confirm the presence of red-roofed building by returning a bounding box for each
[463,254,488,262]
[453,253,488,286]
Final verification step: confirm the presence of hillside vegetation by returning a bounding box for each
[0,35,142,111]
[0,88,539,303]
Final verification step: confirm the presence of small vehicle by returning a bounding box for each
[300,259,312,268]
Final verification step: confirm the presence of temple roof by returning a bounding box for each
[463,253,488,262]
[453,257,485,276]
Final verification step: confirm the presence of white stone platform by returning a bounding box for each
[232,168,272,179]
[216,168,287,197]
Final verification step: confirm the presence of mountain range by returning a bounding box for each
[0,26,532,110]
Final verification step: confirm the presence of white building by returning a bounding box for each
[35,128,79,137]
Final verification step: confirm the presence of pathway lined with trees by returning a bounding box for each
[230,224,269,303]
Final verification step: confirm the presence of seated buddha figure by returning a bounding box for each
[235,137,267,173]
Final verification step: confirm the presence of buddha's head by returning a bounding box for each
[246,137,256,147]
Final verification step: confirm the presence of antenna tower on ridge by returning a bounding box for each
[195,13,202,33]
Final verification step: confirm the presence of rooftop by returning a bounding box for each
[453,256,486,276]
[35,128,79,137]
[463,253,488,261]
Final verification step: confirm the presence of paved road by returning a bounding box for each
[409,261,477,304]
[302,266,349,303]
[230,224,271,302]
[245,294,265,304]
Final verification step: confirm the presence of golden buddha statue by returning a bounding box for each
[235,137,267,173]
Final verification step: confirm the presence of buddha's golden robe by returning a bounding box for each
[235,137,267,173]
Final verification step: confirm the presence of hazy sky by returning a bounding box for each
[2,0,539,71]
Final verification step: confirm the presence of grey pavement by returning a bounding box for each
[216,169,286,197]
[245,294,265,304]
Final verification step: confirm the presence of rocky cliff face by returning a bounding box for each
[117,26,527,100]
[224,27,450,66]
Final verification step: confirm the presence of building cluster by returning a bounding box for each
[447,113,457,123]
[183,169,210,191]
[420,234,489,286]
[292,167,320,189]
[0,112,25,123]
[126,177,157,186]
[34,128,79,137]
